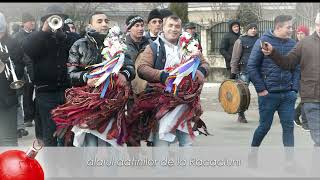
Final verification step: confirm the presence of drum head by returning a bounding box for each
[219,80,241,114]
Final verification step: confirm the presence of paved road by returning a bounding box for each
[19,83,313,147]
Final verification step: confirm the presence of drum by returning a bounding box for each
[218,79,250,114]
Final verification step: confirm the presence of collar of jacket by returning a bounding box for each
[145,31,151,39]
[85,33,98,49]
[158,33,179,48]
[267,30,291,42]
[23,28,33,33]
[125,34,148,47]
[146,31,158,38]
[242,33,258,38]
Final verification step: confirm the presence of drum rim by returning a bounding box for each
[219,79,250,114]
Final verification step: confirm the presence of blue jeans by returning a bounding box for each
[251,91,297,147]
[303,103,320,146]
[36,90,65,146]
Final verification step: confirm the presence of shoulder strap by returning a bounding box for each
[150,42,158,67]
[150,38,167,69]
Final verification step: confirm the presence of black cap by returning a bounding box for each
[147,9,162,23]
[159,9,174,19]
[41,4,68,22]
[184,22,196,29]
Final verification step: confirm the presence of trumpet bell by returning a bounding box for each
[10,80,25,89]
[48,15,63,31]
[0,61,4,73]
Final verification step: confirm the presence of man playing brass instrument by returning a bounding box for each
[0,12,32,146]
[22,5,80,146]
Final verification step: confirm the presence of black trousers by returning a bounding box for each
[0,105,18,146]
[23,82,35,122]
[35,90,65,146]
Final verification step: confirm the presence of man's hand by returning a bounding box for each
[195,70,205,85]
[116,73,129,87]
[258,90,269,96]
[190,49,201,57]
[261,42,273,56]
[87,78,99,87]
[42,20,50,32]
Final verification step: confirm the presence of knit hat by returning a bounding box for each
[0,12,6,33]
[41,4,68,22]
[296,25,310,36]
[126,15,144,31]
[64,18,74,25]
[245,23,258,32]
[147,9,162,23]
[184,22,196,29]
[22,12,35,24]
[315,12,320,24]
[159,9,174,19]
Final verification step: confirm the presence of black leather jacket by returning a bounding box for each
[68,30,135,87]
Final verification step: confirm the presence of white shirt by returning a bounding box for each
[157,34,198,142]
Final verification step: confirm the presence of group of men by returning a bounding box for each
[1,4,319,149]
[220,13,320,147]
[0,4,207,148]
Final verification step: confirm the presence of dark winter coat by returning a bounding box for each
[219,20,241,69]
[68,31,135,87]
[268,32,320,103]
[22,30,80,92]
[247,29,300,93]
[0,34,28,108]
[125,34,150,63]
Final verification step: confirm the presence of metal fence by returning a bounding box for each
[208,20,275,55]
[208,22,228,55]
[207,16,313,55]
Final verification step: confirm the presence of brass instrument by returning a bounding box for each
[0,42,25,89]
[48,15,63,32]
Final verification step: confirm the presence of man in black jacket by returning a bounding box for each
[230,23,259,123]
[219,19,241,76]
[13,12,36,136]
[0,12,32,146]
[22,5,80,146]
[68,12,135,147]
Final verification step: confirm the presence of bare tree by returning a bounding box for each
[64,3,101,32]
[295,3,320,22]
[169,3,189,24]
[236,3,262,27]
